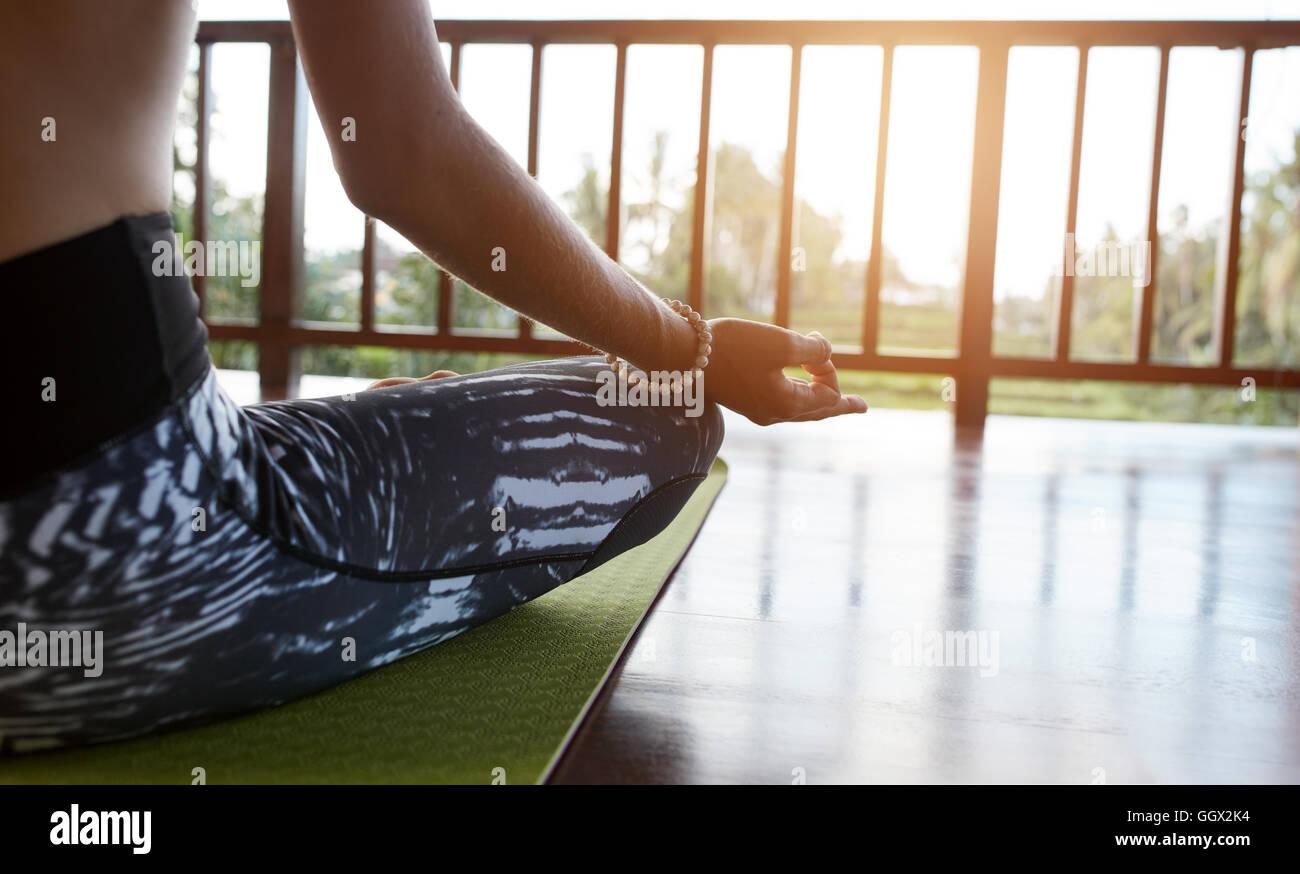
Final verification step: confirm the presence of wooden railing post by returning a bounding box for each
[862,45,893,356]
[259,38,307,401]
[1214,47,1253,369]
[193,43,213,318]
[688,44,714,314]
[955,43,1009,430]
[775,44,802,329]
[1054,47,1088,363]
[518,41,543,341]
[361,216,376,332]
[1136,46,1170,364]
[437,42,463,335]
[605,43,627,260]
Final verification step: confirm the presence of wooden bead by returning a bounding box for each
[587,300,716,387]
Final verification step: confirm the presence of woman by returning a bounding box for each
[0,0,865,751]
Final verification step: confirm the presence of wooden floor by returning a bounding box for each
[551,408,1300,784]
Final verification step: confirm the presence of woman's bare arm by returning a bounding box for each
[286,0,695,375]
[286,0,865,424]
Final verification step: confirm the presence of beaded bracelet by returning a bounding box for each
[602,298,712,397]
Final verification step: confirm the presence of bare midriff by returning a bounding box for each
[0,0,197,262]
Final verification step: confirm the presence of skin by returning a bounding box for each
[2,0,866,426]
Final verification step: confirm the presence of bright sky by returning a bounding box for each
[192,1,1300,305]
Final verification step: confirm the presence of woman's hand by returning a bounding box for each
[700,318,867,426]
[366,370,459,391]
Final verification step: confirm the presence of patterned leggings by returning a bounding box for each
[0,358,723,752]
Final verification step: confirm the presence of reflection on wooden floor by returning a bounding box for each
[552,408,1300,784]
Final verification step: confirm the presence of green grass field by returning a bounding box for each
[786,367,1299,426]
[782,303,1299,426]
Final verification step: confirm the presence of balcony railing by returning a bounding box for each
[190,19,1300,426]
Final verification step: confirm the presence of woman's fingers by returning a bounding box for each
[773,376,839,419]
[748,322,830,368]
[774,330,855,418]
[767,374,867,423]
[802,353,840,394]
[367,370,459,391]
[784,328,832,366]
[366,376,419,390]
[783,393,868,422]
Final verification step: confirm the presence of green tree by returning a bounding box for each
[1236,130,1300,367]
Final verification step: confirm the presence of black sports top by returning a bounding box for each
[1,212,210,495]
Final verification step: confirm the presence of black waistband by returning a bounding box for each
[0,213,211,495]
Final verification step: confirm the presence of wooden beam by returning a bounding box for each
[209,322,588,356]
[954,44,1010,430]
[1214,47,1253,369]
[862,45,893,356]
[192,43,213,318]
[258,38,307,401]
[775,45,802,328]
[688,44,714,313]
[1055,46,1088,363]
[519,41,544,341]
[197,18,1300,50]
[361,216,375,332]
[423,20,1300,49]
[605,43,627,259]
[527,42,543,178]
[439,42,462,335]
[1136,46,1169,364]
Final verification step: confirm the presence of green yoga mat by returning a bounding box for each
[0,458,727,785]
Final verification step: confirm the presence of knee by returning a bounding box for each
[689,399,725,476]
[580,418,721,574]
[638,390,724,486]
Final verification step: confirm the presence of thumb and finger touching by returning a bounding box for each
[765,327,866,420]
